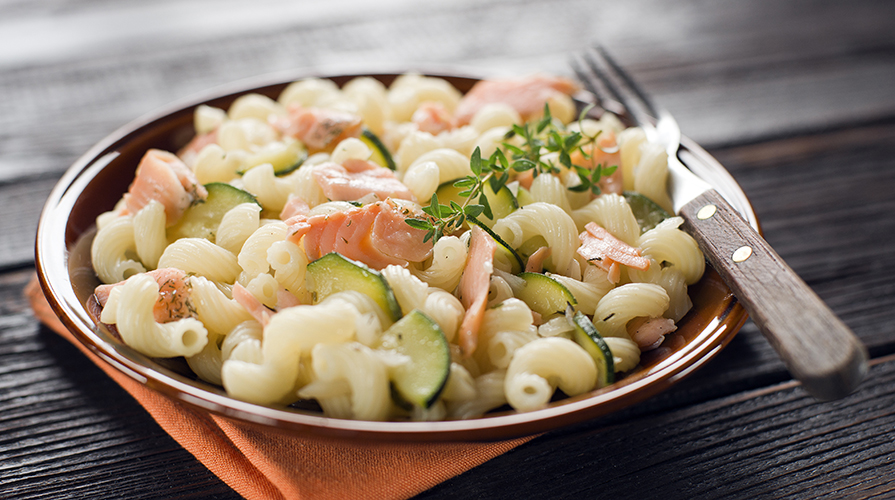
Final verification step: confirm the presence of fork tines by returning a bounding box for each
[570,45,656,126]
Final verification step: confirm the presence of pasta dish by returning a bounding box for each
[89,73,705,421]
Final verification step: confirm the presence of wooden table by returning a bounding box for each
[2,1,894,498]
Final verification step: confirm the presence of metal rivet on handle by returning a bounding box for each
[697,204,717,220]
[732,246,753,263]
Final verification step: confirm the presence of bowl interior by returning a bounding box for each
[36,72,751,442]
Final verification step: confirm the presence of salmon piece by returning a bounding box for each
[312,159,416,202]
[577,222,650,283]
[454,75,580,126]
[457,225,496,357]
[94,268,193,323]
[275,106,362,153]
[412,101,454,135]
[279,196,310,221]
[627,316,677,350]
[525,246,552,273]
[571,129,623,195]
[123,149,207,226]
[286,201,433,270]
[232,282,274,327]
[177,129,218,165]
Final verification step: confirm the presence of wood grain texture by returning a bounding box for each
[680,188,867,400]
[419,355,895,499]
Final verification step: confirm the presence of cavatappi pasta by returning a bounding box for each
[90,73,705,421]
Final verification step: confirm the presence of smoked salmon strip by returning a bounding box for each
[285,200,433,270]
[457,225,496,357]
[275,106,362,152]
[123,149,207,226]
[577,222,650,283]
[312,159,416,202]
[94,268,193,324]
[453,74,580,126]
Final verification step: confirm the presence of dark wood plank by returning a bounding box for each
[418,354,895,499]
[0,270,239,500]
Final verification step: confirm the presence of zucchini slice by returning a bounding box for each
[239,139,307,176]
[509,272,577,319]
[378,309,451,408]
[168,182,259,242]
[305,252,402,321]
[567,308,614,388]
[624,191,670,233]
[360,128,396,171]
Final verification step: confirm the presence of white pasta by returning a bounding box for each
[592,283,670,338]
[192,144,246,184]
[228,93,286,122]
[217,117,278,152]
[194,104,227,135]
[187,334,224,386]
[633,142,674,213]
[342,76,388,135]
[604,337,641,373]
[470,103,521,132]
[237,221,287,280]
[158,238,241,283]
[409,235,467,291]
[91,215,145,284]
[278,77,342,108]
[638,217,705,285]
[132,200,167,270]
[241,163,292,212]
[244,273,280,309]
[285,164,329,208]
[300,342,391,421]
[387,73,462,122]
[189,275,253,336]
[403,148,472,201]
[504,337,597,412]
[447,370,507,419]
[628,261,693,322]
[100,274,208,358]
[571,193,640,246]
[421,289,464,343]
[548,272,612,316]
[492,202,579,274]
[617,126,647,192]
[529,173,573,215]
[381,265,428,315]
[220,320,263,362]
[215,202,262,255]
[394,129,441,172]
[268,239,308,294]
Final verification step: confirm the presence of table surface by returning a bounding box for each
[2,1,895,498]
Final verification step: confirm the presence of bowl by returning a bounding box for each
[35,71,754,442]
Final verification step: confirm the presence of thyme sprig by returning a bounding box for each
[405,147,509,243]
[405,104,619,242]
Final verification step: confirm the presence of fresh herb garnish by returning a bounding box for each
[405,104,620,241]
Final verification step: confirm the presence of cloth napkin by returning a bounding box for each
[25,276,533,500]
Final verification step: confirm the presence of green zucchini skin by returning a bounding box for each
[305,252,403,322]
[168,182,259,242]
[379,309,451,409]
[568,309,615,388]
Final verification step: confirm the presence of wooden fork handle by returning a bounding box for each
[679,189,868,401]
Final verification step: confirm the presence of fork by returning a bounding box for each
[571,46,867,401]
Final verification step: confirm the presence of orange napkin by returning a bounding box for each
[26,276,534,500]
